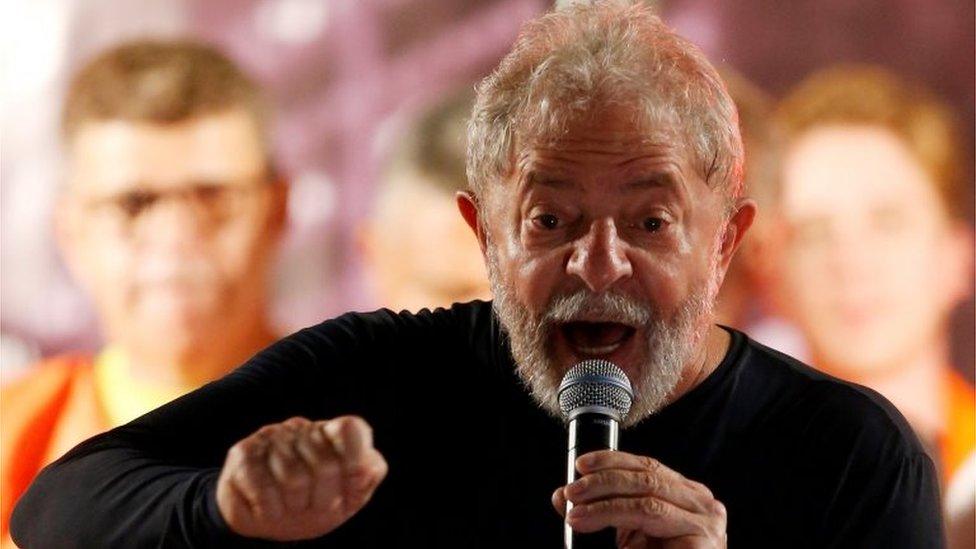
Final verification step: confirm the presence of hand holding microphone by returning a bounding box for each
[215,415,387,541]
[553,360,727,549]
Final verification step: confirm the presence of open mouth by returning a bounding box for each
[559,321,636,357]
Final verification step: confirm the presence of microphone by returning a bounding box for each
[558,360,633,549]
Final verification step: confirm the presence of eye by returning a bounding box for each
[192,184,228,204]
[115,190,158,219]
[642,217,665,232]
[533,213,561,230]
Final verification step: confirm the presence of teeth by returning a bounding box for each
[575,342,623,355]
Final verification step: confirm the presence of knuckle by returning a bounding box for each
[373,453,389,478]
[641,455,662,473]
[692,480,714,499]
[308,424,330,444]
[344,415,369,430]
[256,424,280,436]
[638,471,659,493]
[710,499,727,521]
[283,416,309,428]
[226,444,246,463]
[341,416,373,440]
[638,497,665,517]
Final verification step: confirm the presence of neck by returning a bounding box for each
[666,324,730,406]
[117,316,277,388]
[819,342,950,443]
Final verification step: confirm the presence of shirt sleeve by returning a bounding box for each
[9,314,393,549]
[805,383,947,548]
[819,450,945,548]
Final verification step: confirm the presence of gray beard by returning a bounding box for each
[486,245,717,428]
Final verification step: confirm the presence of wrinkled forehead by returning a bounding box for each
[512,101,692,173]
[519,85,682,138]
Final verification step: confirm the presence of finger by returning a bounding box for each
[565,469,710,514]
[298,421,341,465]
[221,475,258,529]
[567,495,709,538]
[576,452,713,501]
[280,416,311,433]
[551,486,568,518]
[346,447,387,495]
[577,450,663,474]
[298,422,344,510]
[228,442,285,521]
[267,427,314,512]
[324,416,373,469]
[341,448,388,513]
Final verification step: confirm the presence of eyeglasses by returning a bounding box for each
[78,179,271,231]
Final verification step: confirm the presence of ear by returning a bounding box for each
[717,198,757,273]
[456,190,488,255]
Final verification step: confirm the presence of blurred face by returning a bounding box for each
[366,173,491,311]
[778,125,960,378]
[59,109,283,362]
[465,106,750,424]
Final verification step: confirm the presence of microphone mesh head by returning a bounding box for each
[558,360,633,420]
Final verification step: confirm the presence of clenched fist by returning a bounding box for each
[216,416,388,541]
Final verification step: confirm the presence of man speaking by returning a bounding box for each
[12,2,943,547]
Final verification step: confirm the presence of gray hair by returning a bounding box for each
[466,1,743,204]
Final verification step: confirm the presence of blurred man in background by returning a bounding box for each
[361,89,491,312]
[770,65,974,544]
[713,67,810,364]
[711,71,781,323]
[1,40,287,543]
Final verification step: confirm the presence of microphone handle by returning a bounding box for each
[565,412,619,549]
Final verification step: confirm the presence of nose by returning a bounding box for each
[566,217,633,293]
[826,235,877,288]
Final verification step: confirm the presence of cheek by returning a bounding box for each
[631,229,718,308]
[629,252,689,307]
[79,233,134,287]
[212,224,271,277]
[501,239,569,311]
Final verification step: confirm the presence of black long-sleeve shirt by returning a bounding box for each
[12,301,944,547]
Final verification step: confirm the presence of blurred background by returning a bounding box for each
[3,0,972,379]
[1,0,973,545]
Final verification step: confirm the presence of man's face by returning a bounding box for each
[777,125,964,377]
[59,109,283,361]
[365,173,491,311]
[470,106,740,424]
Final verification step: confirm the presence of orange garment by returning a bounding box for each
[1,355,107,548]
[941,369,976,483]
[2,348,194,548]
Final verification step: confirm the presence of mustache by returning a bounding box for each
[542,289,653,327]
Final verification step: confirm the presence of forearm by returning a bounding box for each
[10,437,250,548]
